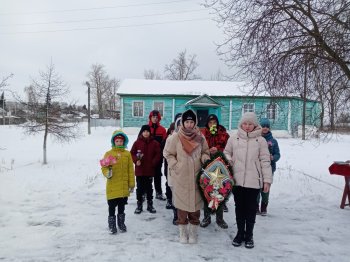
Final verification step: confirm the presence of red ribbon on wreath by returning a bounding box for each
[198,153,234,211]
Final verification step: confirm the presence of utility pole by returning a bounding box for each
[85,81,91,135]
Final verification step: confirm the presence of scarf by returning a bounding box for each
[177,126,203,155]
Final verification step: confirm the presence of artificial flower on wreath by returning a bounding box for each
[197,151,234,211]
[100,155,117,178]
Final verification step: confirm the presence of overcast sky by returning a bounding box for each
[0,0,232,104]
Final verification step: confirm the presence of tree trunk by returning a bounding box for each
[302,63,307,140]
[43,129,48,165]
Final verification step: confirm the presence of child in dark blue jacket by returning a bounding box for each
[257,118,281,216]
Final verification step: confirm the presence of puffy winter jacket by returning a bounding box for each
[101,148,135,200]
[202,125,230,152]
[163,130,210,212]
[130,136,161,177]
[262,131,280,173]
[224,126,273,189]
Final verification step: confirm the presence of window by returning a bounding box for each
[133,101,144,117]
[153,101,164,116]
[266,103,277,120]
[242,103,255,113]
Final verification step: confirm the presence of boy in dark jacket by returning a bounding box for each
[131,125,162,214]
[200,114,230,229]
[257,118,281,216]
[148,110,167,201]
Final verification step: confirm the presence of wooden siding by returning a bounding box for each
[120,95,320,132]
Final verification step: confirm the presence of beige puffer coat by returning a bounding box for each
[224,126,272,189]
[163,132,210,212]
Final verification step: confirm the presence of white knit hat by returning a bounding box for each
[239,112,259,126]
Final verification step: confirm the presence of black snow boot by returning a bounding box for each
[134,201,143,214]
[166,199,174,209]
[216,208,228,229]
[232,220,245,247]
[245,222,255,249]
[108,215,117,234]
[147,200,157,213]
[200,208,211,228]
[172,208,178,225]
[260,202,268,216]
[223,202,229,212]
[117,213,127,233]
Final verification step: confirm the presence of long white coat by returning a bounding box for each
[163,132,210,212]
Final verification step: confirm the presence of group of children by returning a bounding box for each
[100,109,280,249]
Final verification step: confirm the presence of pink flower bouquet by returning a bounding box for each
[100,155,117,178]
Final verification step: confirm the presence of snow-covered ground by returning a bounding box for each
[0,124,349,262]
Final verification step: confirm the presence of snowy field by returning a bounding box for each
[0,124,349,262]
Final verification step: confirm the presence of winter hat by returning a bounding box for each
[114,135,125,141]
[174,113,182,122]
[138,124,151,137]
[260,118,270,128]
[151,110,159,117]
[181,109,197,126]
[206,114,219,128]
[149,110,162,121]
[111,130,129,148]
[239,112,259,127]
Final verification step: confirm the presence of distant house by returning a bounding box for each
[117,79,320,135]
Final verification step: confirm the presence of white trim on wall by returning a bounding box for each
[120,97,124,128]
[288,100,292,134]
[229,99,232,130]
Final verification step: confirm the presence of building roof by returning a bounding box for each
[185,94,223,107]
[117,79,255,97]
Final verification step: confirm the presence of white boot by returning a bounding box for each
[188,224,198,244]
[178,224,188,244]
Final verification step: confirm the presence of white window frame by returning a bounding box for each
[266,103,277,120]
[132,101,144,118]
[153,101,164,117]
[242,103,255,114]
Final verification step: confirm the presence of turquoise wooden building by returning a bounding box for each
[117,79,320,135]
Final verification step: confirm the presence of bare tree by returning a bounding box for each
[104,77,120,118]
[144,69,162,80]
[210,69,226,81]
[0,74,13,91]
[164,50,201,80]
[206,0,350,133]
[22,62,79,164]
[205,0,350,84]
[86,63,118,118]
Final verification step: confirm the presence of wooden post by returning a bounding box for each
[340,176,350,209]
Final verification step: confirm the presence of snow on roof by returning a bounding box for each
[117,79,255,97]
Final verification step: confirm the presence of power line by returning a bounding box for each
[0,0,194,16]
[0,9,207,27]
[0,17,208,35]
